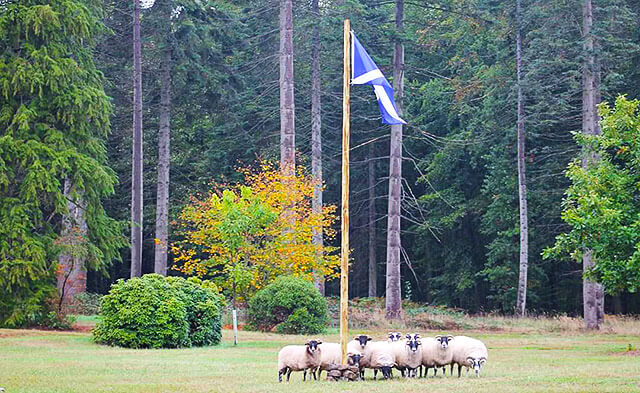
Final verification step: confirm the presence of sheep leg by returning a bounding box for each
[312,368,317,381]
[287,368,292,382]
[457,364,462,378]
[434,367,438,377]
[278,370,283,383]
[373,369,378,380]
[441,366,446,376]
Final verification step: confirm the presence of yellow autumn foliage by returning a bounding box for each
[172,162,339,302]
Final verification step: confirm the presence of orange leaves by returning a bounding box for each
[172,162,340,302]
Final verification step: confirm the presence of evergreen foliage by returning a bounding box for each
[247,275,329,334]
[3,0,640,318]
[93,274,223,348]
[0,0,125,327]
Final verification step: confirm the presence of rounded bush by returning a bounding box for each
[93,274,223,348]
[247,276,328,334]
[167,277,223,346]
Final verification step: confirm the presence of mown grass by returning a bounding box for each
[1,327,639,392]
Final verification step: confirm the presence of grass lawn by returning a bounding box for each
[1,327,639,392]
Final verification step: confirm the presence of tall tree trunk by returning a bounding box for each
[56,178,87,311]
[131,0,143,278]
[581,0,603,330]
[385,0,404,320]
[279,0,295,174]
[154,44,171,276]
[368,141,377,297]
[515,0,529,317]
[311,0,324,295]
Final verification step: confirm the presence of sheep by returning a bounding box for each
[317,342,363,379]
[367,341,396,380]
[390,333,422,377]
[277,339,323,382]
[420,335,453,377]
[350,334,373,352]
[350,334,373,379]
[387,331,403,342]
[449,335,488,377]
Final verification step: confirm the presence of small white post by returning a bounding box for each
[232,309,238,346]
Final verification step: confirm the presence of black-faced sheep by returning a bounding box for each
[390,334,422,377]
[367,341,396,380]
[317,342,363,379]
[449,335,488,377]
[420,334,453,377]
[387,332,402,342]
[277,339,322,382]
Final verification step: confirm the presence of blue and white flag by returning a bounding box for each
[351,32,406,125]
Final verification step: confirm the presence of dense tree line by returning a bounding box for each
[2,0,640,327]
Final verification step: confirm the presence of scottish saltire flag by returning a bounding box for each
[351,32,406,125]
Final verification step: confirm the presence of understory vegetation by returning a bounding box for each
[93,274,223,348]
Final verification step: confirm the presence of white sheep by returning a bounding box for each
[367,341,396,379]
[420,335,453,377]
[390,334,422,377]
[387,331,402,342]
[449,335,488,377]
[277,339,323,382]
[317,342,363,379]
[349,334,373,379]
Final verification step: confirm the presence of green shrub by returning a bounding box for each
[93,274,189,348]
[167,277,224,346]
[247,276,328,334]
[93,274,224,349]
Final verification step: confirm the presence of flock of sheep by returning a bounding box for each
[277,332,488,382]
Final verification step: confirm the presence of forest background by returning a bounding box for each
[3,0,640,325]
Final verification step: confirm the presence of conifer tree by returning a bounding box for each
[0,0,124,326]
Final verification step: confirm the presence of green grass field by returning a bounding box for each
[1,327,639,392]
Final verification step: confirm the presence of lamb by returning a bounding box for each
[449,335,488,377]
[317,342,363,379]
[367,341,396,379]
[277,339,323,382]
[420,335,453,377]
[390,334,422,377]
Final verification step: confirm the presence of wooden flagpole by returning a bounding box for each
[340,18,351,366]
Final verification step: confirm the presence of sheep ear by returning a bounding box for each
[367,337,372,341]
[417,340,422,345]
[317,340,322,345]
[405,334,411,339]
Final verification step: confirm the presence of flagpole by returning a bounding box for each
[340,18,351,366]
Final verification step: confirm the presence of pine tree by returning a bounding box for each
[153,0,172,276]
[515,0,529,316]
[311,0,324,294]
[385,0,404,320]
[0,0,124,326]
